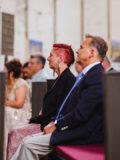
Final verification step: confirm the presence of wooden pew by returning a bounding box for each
[0,72,6,160]
[55,143,105,160]
[32,80,55,117]
[32,81,47,117]
[103,72,120,160]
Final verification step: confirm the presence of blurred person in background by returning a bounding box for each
[4,59,32,159]
[22,62,32,82]
[28,55,49,87]
[102,56,115,71]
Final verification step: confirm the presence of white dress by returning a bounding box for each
[4,78,32,159]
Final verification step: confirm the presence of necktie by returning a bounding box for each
[55,72,84,121]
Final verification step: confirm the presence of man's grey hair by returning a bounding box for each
[85,34,108,61]
[30,55,46,68]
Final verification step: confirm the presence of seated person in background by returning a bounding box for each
[102,55,115,71]
[30,43,76,130]
[28,55,49,87]
[75,60,83,74]
[11,35,108,160]
[4,59,32,156]
[22,62,32,82]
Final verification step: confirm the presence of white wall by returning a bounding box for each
[84,0,107,40]
[0,0,16,14]
[57,0,81,50]
[111,0,120,41]
[14,0,26,63]
[0,0,16,69]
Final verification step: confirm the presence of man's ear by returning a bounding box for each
[39,63,43,69]
[89,48,95,58]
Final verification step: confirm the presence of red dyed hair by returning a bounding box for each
[53,43,75,67]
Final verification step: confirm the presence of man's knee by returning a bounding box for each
[22,138,31,150]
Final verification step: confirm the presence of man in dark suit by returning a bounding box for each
[11,35,108,160]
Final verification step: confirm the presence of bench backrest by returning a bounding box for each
[103,72,120,160]
[32,82,47,117]
[32,79,55,117]
[0,72,5,160]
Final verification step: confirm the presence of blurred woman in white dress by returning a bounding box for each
[4,59,32,159]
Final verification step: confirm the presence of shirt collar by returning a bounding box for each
[31,69,43,80]
[82,62,101,75]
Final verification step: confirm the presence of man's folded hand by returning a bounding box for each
[43,121,56,134]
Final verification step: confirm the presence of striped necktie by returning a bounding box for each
[55,72,84,121]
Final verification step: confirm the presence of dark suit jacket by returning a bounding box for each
[50,63,104,145]
[30,68,75,130]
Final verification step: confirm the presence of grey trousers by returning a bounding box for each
[10,132,54,160]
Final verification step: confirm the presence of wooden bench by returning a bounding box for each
[103,72,120,160]
[54,143,105,160]
[0,72,6,160]
[32,79,55,116]
[32,81,47,117]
